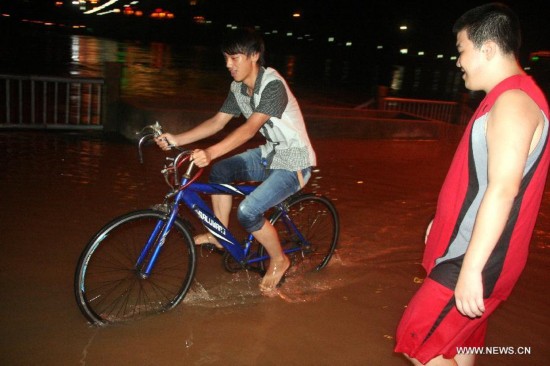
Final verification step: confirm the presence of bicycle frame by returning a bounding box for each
[137,171,308,278]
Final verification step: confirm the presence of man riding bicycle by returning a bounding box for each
[155,28,316,294]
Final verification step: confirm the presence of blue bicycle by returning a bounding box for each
[74,122,340,325]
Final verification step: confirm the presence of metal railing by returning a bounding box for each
[0,74,104,130]
[381,97,459,124]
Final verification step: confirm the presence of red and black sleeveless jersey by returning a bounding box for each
[424,74,550,300]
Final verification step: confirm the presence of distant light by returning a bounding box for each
[418,51,424,56]
[399,25,408,30]
[450,56,457,61]
[328,37,335,43]
[346,41,352,47]
[436,54,444,59]
[272,30,278,34]
[292,12,301,18]
[84,0,119,14]
[532,56,540,61]
[193,16,206,24]
[400,48,408,54]
[377,45,383,50]
[97,9,120,15]
[286,32,293,37]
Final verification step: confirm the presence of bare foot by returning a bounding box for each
[260,256,290,294]
[194,233,223,250]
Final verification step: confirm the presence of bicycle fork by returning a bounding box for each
[135,204,181,279]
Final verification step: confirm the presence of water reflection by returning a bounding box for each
[4,32,465,104]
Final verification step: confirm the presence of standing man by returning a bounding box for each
[395,3,549,365]
[155,28,316,294]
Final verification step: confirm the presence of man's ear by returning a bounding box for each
[481,41,497,60]
[250,52,260,63]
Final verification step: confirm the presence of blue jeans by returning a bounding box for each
[209,148,311,232]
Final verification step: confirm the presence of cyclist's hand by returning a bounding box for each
[191,149,212,167]
[155,133,176,151]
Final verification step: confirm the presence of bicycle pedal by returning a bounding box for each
[201,243,224,254]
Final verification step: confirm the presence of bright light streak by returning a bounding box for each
[98,9,121,16]
[85,0,120,15]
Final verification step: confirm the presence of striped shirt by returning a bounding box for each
[220,67,316,170]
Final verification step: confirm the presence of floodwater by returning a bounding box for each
[1,131,549,365]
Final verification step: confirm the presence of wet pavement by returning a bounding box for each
[1,131,549,365]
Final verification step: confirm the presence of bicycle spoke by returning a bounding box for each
[75,211,196,325]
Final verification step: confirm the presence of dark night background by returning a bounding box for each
[2,0,548,58]
[0,1,548,100]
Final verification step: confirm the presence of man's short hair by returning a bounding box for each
[221,28,265,65]
[452,2,521,57]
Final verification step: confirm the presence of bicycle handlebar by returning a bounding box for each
[137,121,204,190]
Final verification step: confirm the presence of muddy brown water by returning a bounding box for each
[1,131,549,365]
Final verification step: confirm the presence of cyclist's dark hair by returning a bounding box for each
[221,28,265,66]
[452,2,521,58]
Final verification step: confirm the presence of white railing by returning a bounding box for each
[381,97,458,124]
[0,74,104,129]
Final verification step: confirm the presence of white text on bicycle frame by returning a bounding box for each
[195,209,227,236]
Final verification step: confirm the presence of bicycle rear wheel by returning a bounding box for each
[74,209,196,325]
[262,194,339,273]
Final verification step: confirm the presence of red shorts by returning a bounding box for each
[394,277,502,364]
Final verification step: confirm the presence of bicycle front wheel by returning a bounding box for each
[264,194,339,273]
[74,209,196,325]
